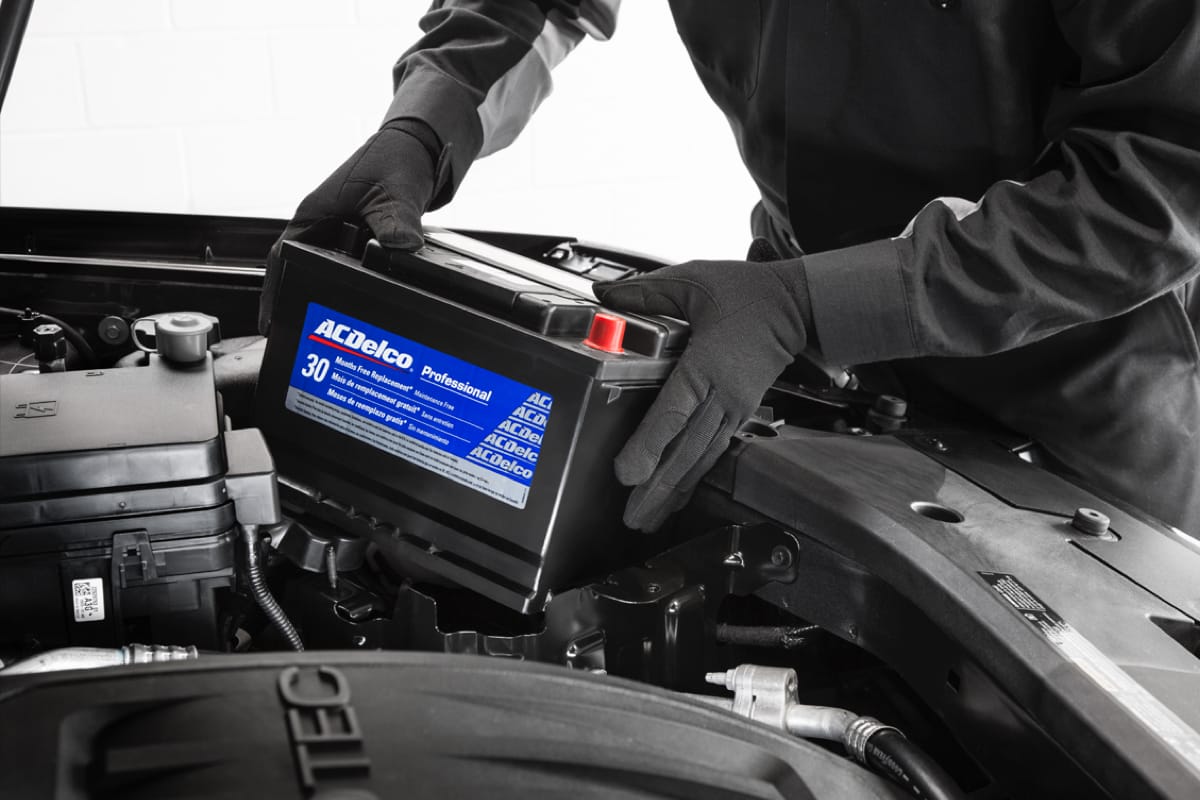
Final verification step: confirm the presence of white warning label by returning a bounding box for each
[71,578,105,622]
[981,571,1200,776]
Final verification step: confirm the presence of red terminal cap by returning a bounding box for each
[583,312,626,353]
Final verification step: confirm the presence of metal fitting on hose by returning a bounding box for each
[702,662,963,799]
[706,664,798,730]
[784,705,858,742]
[844,715,902,764]
[1,643,198,675]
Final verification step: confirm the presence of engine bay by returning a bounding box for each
[3,208,1200,799]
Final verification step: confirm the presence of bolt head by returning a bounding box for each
[872,394,908,418]
[32,323,67,360]
[98,316,130,344]
[1072,507,1111,536]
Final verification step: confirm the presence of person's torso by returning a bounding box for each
[668,0,1070,252]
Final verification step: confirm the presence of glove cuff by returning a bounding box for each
[767,257,817,351]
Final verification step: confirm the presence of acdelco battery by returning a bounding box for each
[256,231,685,612]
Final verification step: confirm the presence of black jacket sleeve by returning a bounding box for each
[381,0,619,208]
[803,0,1200,365]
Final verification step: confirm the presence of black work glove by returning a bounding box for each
[258,119,441,335]
[594,259,813,532]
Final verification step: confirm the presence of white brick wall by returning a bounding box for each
[0,1,759,261]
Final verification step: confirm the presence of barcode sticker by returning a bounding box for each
[71,578,105,622]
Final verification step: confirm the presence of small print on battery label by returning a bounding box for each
[285,303,552,509]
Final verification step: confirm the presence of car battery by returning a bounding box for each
[0,354,239,650]
[256,231,686,613]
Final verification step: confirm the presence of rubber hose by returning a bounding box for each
[243,524,303,652]
[715,623,818,649]
[0,305,99,367]
[864,729,964,800]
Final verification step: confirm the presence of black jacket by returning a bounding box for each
[386,0,1200,531]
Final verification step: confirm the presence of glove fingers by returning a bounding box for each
[613,367,705,486]
[622,396,727,532]
[260,125,434,334]
[667,412,740,513]
[350,127,432,249]
[594,277,689,319]
[288,127,429,249]
[357,182,425,251]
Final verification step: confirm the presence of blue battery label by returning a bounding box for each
[285,303,552,509]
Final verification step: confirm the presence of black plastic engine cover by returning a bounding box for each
[0,652,904,799]
[693,426,1200,799]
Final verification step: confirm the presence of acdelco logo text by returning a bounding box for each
[312,319,414,369]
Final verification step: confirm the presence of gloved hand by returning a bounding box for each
[594,259,813,531]
[258,119,441,335]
